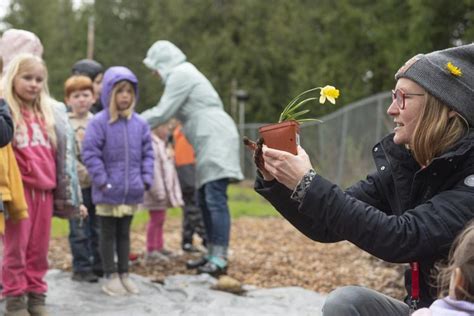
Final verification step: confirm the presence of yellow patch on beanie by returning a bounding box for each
[446,61,462,77]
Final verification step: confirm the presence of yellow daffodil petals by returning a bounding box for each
[320,85,340,104]
[446,62,462,77]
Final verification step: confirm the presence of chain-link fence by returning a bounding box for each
[239,91,393,188]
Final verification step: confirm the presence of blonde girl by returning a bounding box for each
[2,54,56,316]
[82,66,154,296]
[413,222,474,315]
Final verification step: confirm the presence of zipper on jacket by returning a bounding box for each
[123,119,129,204]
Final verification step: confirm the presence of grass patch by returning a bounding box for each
[51,183,276,237]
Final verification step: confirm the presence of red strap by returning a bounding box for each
[410,262,420,301]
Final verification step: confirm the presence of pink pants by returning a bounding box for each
[0,235,3,286]
[3,187,53,296]
[146,210,166,252]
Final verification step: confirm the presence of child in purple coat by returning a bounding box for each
[413,221,474,316]
[82,66,154,296]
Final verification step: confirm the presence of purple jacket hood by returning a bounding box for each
[101,66,139,110]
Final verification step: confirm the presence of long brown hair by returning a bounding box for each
[411,93,467,166]
[436,221,474,302]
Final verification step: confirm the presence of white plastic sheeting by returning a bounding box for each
[0,270,325,315]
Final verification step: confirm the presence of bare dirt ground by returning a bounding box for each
[49,217,405,299]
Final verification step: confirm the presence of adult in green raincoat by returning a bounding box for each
[141,40,243,276]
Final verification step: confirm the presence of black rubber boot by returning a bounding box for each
[186,256,208,269]
[197,261,227,277]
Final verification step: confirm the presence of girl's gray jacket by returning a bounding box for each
[255,132,474,308]
[51,100,82,219]
[141,41,243,188]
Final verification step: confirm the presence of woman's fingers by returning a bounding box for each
[262,146,288,159]
[262,145,289,168]
[261,144,314,190]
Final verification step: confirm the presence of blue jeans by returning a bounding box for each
[68,188,101,273]
[198,178,230,247]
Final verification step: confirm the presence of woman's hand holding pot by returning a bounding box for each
[262,145,313,190]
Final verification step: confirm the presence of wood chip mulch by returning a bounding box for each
[48,216,406,299]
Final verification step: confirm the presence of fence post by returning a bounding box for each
[236,90,249,177]
[375,95,384,142]
[87,16,95,59]
[336,111,348,185]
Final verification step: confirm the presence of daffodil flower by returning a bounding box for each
[278,85,340,123]
[319,85,340,104]
[446,62,462,77]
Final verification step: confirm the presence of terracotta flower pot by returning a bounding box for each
[258,120,300,155]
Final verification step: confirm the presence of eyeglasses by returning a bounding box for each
[391,89,425,110]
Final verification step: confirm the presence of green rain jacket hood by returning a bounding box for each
[143,40,186,81]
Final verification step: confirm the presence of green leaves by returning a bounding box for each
[279,96,318,123]
[278,86,339,123]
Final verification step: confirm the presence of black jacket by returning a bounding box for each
[0,99,13,147]
[255,132,474,308]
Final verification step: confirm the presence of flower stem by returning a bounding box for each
[279,87,321,122]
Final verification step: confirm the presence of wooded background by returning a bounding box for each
[2,0,473,122]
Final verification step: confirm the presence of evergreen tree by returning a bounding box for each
[2,0,472,121]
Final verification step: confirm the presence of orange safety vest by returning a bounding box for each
[173,125,195,167]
